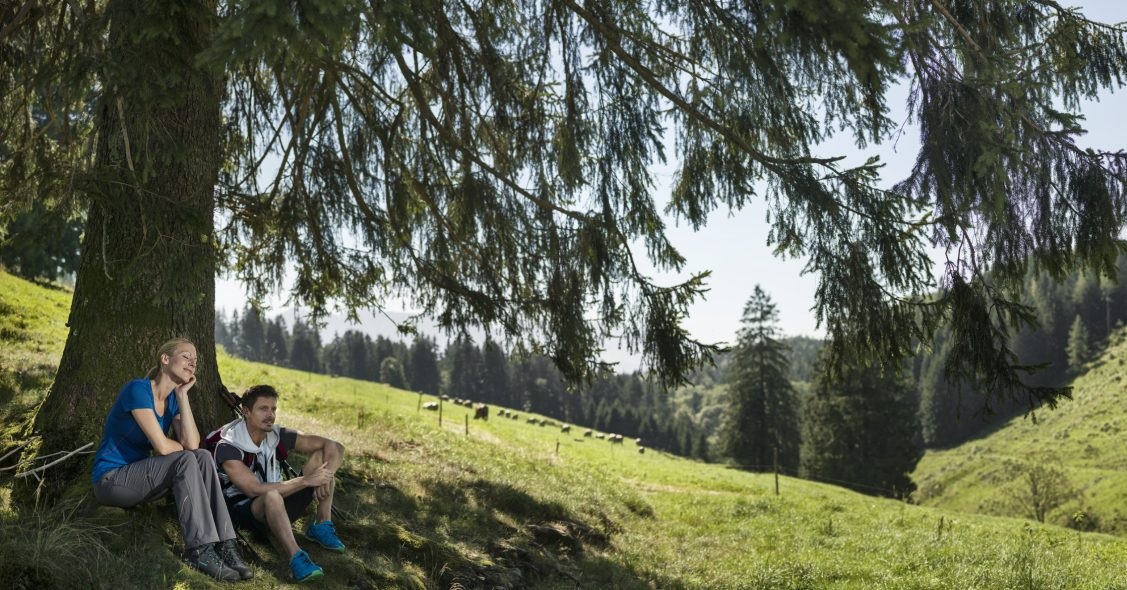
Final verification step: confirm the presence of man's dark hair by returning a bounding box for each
[240,384,279,409]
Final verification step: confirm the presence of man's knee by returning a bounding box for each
[262,489,284,509]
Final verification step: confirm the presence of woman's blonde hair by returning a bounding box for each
[146,337,195,379]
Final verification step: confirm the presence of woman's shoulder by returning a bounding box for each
[121,378,151,392]
[116,378,154,408]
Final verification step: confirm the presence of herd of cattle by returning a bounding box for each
[422,395,647,453]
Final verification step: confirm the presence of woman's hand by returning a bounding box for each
[174,375,197,399]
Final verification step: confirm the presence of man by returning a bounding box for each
[207,384,346,582]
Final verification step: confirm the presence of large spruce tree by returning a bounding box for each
[802,354,921,497]
[718,286,800,472]
[4,1,1127,494]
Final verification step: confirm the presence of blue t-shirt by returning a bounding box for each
[91,378,180,483]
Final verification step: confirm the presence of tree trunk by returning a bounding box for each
[22,0,224,501]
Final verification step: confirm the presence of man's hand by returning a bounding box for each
[304,462,332,490]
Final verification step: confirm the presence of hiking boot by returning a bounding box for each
[186,542,241,582]
[217,538,254,580]
[304,520,346,552]
[290,549,324,582]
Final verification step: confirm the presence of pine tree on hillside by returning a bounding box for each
[447,335,484,399]
[1067,315,1091,372]
[480,339,512,407]
[263,316,289,367]
[0,200,82,282]
[380,356,407,389]
[1072,272,1103,340]
[214,310,233,353]
[289,319,322,374]
[238,307,266,362]
[802,354,921,498]
[407,336,441,395]
[718,286,801,472]
[345,331,373,380]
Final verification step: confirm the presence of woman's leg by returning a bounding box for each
[92,455,177,508]
[93,451,216,548]
[189,449,236,542]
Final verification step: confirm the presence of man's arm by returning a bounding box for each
[221,457,331,499]
[291,431,345,502]
[292,432,345,471]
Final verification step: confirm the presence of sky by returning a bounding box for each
[216,1,1127,363]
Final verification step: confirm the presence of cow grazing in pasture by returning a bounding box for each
[473,403,489,420]
[423,402,439,411]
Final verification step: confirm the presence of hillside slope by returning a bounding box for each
[4,269,1127,588]
[913,327,1127,533]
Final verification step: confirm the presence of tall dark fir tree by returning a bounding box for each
[288,318,323,374]
[801,353,921,498]
[718,286,800,472]
[407,336,441,395]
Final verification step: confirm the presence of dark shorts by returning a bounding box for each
[228,487,315,535]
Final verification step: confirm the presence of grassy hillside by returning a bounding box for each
[913,328,1127,534]
[0,271,70,446]
[5,269,1127,589]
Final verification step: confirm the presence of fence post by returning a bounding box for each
[439,400,443,427]
[555,439,560,456]
[416,392,422,413]
[465,414,469,436]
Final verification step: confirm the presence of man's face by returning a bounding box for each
[244,396,277,432]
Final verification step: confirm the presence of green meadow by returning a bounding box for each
[4,268,1127,589]
[914,328,1127,535]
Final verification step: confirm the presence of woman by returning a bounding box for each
[91,337,252,582]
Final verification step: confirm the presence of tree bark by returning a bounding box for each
[22,0,225,500]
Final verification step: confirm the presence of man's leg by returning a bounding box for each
[301,441,344,522]
[250,489,323,581]
[250,490,301,558]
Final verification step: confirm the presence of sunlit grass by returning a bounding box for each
[914,327,1127,534]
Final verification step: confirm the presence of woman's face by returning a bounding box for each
[163,343,198,384]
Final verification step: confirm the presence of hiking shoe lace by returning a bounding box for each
[186,542,241,582]
[290,549,324,582]
[217,538,254,580]
[304,520,346,552]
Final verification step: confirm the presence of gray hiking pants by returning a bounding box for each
[93,449,236,549]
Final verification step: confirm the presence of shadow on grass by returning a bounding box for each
[321,472,690,590]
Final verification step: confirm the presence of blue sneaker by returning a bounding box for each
[290,549,323,582]
[304,520,346,552]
